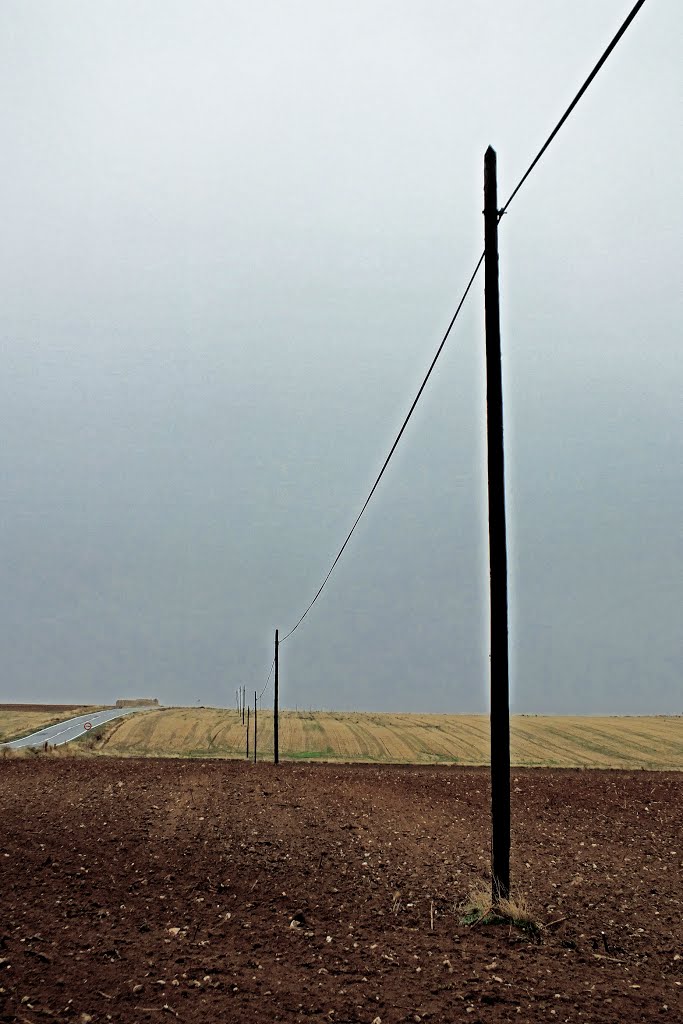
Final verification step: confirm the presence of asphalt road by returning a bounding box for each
[4,707,155,749]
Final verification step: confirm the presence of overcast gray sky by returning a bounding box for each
[1,1,680,715]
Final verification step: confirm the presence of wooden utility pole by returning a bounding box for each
[484,145,511,903]
[253,690,258,763]
[242,686,246,725]
[274,630,279,764]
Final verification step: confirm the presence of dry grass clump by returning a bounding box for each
[0,745,41,759]
[0,743,78,760]
[460,884,541,936]
[495,893,539,930]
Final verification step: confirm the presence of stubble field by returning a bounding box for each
[88,708,683,770]
[0,759,680,1023]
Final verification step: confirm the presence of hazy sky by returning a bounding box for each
[1,1,680,715]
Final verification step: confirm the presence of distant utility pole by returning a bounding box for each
[246,705,250,760]
[274,629,280,764]
[242,686,246,726]
[254,690,258,764]
[484,145,511,903]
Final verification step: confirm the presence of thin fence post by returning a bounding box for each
[246,706,250,760]
[274,629,279,764]
[254,690,258,764]
[242,686,246,725]
[484,145,511,903]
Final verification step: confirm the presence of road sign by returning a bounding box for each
[84,722,92,731]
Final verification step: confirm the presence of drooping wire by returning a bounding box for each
[500,0,647,217]
[280,252,485,644]
[279,0,648,645]
[257,657,275,702]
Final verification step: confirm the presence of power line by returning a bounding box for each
[500,0,647,216]
[257,657,275,701]
[280,252,484,643]
[280,0,648,645]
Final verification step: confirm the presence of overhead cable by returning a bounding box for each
[280,0,648,644]
[257,657,275,701]
[500,0,647,216]
[280,252,484,644]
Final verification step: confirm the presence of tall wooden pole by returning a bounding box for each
[274,629,279,764]
[484,145,511,903]
[253,690,258,764]
[242,686,245,725]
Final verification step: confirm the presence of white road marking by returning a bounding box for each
[2,706,156,749]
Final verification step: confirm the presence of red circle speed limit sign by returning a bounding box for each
[84,722,92,731]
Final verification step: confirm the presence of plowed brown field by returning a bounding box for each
[0,760,680,1023]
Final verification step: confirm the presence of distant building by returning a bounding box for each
[115,698,159,708]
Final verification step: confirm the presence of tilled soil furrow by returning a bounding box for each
[0,760,680,1023]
